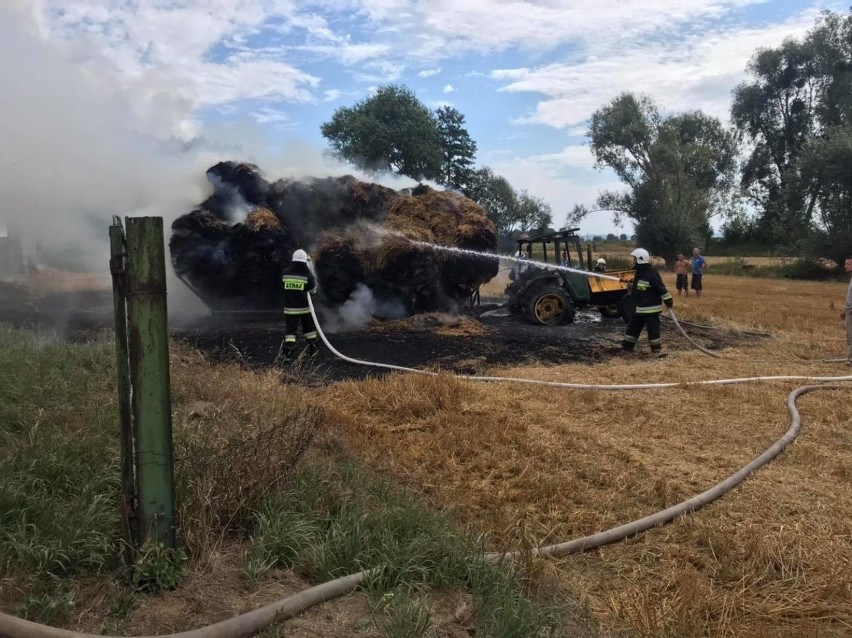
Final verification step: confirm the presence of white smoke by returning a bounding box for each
[0,1,445,322]
[318,284,407,333]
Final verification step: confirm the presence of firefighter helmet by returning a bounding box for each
[596,258,606,266]
[292,249,309,263]
[630,248,650,264]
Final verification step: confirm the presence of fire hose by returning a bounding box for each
[2,305,850,638]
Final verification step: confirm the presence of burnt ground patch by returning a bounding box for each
[174,308,760,385]
[0,285,763,384]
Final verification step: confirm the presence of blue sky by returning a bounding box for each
[5,0,845,236]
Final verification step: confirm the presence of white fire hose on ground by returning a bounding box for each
[2,298,850,638]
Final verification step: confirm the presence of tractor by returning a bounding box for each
[505,229,635,325]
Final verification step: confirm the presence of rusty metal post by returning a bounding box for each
[125,217,175,548]
[109,217,138,558]
[586,242,593,271]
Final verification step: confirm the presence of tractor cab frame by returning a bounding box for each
[505,228,635,325]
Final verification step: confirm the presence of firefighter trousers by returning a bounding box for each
[622,313,662,351]
[283,313,318,349]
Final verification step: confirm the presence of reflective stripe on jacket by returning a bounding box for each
[281,262,317,313]
[631,264,671,315]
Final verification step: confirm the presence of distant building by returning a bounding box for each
[0,220,24,274]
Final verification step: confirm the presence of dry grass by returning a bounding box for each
[170,347,322,561]
[318,273,852,636]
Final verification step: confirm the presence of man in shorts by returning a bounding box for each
[674,254,690,297]
[691,247,708,297]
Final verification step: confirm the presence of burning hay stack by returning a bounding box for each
[314,185,499,312]
[169,162,498,316]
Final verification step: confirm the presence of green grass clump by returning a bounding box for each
[0,326,121,577]
[249,461,564,637]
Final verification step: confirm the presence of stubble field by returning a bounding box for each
[318,273,852,636]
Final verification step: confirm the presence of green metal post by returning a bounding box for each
[109,217,138,558]
[125,217,176,548]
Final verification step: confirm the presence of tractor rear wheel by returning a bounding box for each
[618,293,636,324]
[528,287,574,325]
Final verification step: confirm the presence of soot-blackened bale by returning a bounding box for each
[169,208,293,311]
[266,175,397,248]
[312,233,368,306]
[201,162,270,220]
[171,165,499,315]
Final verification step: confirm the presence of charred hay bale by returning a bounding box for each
[170,208,292,311]
[265,175,398,247]
[169,210,229,279]
[363,236,441,312]
[207,161,270,205]
[200,162,270,221]
[229,208,293,308]
[313,233,367,305]
[314,229,441,312]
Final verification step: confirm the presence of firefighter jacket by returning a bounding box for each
[631,263,673,314]
[281,262,317,315]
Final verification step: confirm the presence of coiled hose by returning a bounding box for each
[2,302,850,638]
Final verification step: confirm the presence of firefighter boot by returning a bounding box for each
[279,343,296,364]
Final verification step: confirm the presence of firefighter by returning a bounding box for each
[594,258,607,273]
[281,248,318,359]
[622,248,673,357]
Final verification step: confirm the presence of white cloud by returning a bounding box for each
[323,88,343,102]
[491,9,821,128]
[532,145,598,171]
[442,83,455,94]
[32,0,320,135]
[249,106,300,131]
[417,67,441,78]
[429,99,455,109]
[348,0,768,60]
[492,153,629,234]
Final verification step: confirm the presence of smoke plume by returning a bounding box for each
[317,283,407,333]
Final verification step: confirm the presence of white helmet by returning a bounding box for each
[292,249,309,263]
[630,248,650,264]
[596,258,606,265]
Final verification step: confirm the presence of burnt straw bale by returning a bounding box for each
[169,164,499,315]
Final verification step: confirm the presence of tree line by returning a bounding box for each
[321,9,852,267]
[320,85,553,242]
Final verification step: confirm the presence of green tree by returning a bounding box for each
[464,167,519,233]
[799,125,852,266]
[731,38,820,246]
[515,190,553,233]
[730,9,852,251]
[589,93,736,265]
[435,106,477,190]
[320,85,443,179]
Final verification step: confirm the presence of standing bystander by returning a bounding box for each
[691,248,708,297]
[674,254,690,297]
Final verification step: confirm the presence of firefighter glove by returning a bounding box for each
[664,298,673,309]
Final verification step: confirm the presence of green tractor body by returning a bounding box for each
[505,229,634,326]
